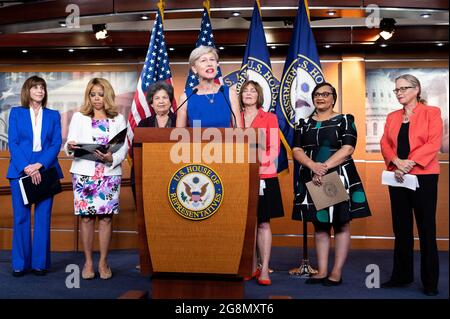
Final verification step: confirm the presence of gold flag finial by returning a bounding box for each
[157,0,165,21]
[304,0,310,21]
[203,0,210,15]
[256,0,262,16]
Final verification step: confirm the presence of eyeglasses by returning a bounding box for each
[313,92,333,98]
[393,86,414,94]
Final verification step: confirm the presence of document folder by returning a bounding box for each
[18,167,62,205]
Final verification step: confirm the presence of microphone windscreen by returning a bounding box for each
[192,88,198,94]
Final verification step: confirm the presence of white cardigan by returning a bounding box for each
[64,112,128,176]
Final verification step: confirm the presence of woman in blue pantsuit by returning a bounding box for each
[7,75,63,277]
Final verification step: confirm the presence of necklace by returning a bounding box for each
[204,92,215,104]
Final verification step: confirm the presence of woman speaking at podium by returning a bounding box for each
[65,78,128,280]
[7,75,63,277]
[176,45,242,128]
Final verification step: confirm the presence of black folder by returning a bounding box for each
[18,167,62,205]
[74,128,127,162]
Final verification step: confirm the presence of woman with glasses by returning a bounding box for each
[292,82,371,286]
[380,74,443,296]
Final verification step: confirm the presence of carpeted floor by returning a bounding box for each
[0,247,447,299]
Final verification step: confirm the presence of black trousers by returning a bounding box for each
[388,174,439,290]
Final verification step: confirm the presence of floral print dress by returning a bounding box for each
[72,118,121,216]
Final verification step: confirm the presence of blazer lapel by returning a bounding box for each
[22,107,33,141]
[40,108,49,144]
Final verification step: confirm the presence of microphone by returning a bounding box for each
[219,86,237,128]
[174,88,198,114]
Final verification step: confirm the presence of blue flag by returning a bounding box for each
[185,4,223,89]
[236,1,279,112]
[274,0,324,174]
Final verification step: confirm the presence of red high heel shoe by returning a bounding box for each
[244,268,261,281]
[257,277,272,286]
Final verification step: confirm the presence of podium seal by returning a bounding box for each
[168,164,224,221]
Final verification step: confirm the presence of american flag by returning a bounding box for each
[185,3,223,89]
[127,6,174,149]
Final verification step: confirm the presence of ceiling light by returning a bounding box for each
[436,43,444,47]
[380,43,388,48]
[117,48,124,52]
[218,46,225,50]
[169,47,175,51]
[141,14,149,20]
[232,12,240,17]
[379,18,396,40]
[420,13,431,18]
[22,49,28,53]
[92,24,108,40]
[68,49,74,53]
[271,45,276,49]
[324,44,331,48]
[326,10,336,16]
[59,21,66,27]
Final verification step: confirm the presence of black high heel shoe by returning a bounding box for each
[323,277,342,286]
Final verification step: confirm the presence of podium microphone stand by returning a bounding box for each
[289,220,318,277]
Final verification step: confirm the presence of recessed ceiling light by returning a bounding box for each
[141,15,149,20]
[68,49,74,53]
[22,49,28,53]
[232,12,240,17]
[420,13,431,18]
[169,47,175,51]
[218,46,225,50]
[324,44,331,48]
[327,10,337,16]
[436,43,444,47]
[380,43,388,48]
[271,45,276,49]
[117,48,124,52]
[59,21,66,27]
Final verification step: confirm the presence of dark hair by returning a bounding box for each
[239,80,264,110]
[21,75,48,107]
[145,81,174,106]
[311,82,337,107]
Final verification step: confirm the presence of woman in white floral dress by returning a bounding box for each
[65,78,128,280]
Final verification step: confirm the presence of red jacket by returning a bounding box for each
[241,108,280,179]
[380,103,443,175]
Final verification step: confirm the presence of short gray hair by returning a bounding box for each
[145,81,174,105]
[188,45,219,67]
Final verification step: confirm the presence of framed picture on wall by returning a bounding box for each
[365,68,449,153]
[0,71,138,151]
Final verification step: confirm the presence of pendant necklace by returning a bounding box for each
[205,92,215,104]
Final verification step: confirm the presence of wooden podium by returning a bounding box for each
[133,128,259,299]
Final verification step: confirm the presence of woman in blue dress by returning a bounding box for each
[176,45,242,128]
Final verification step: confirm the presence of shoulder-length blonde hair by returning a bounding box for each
[21,75,48,108]
[80,78,118,118]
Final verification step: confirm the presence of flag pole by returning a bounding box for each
[289,220,317,277]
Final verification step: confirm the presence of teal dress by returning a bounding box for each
[292,114,371,224]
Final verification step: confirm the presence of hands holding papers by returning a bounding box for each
[381,170,419,191]
[67,128,126,163]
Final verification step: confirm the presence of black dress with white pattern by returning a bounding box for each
[292,114,371,224]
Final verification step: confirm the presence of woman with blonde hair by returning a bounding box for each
[65,78,128,280]
[176,45,242,128]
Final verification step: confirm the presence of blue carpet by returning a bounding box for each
[0,248,447,299]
